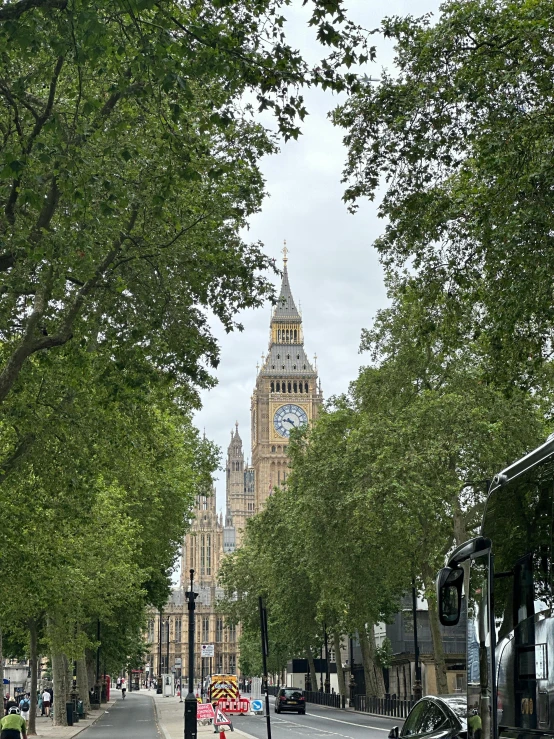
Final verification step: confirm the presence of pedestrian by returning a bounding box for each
[18,697,29,727]
[41,690,51,718]
[120,678,126,700]
[0,706,27,739]
[116,677,121,690]
[4,697,17,717]
[469,709,482,739]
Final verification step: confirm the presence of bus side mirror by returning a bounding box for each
[388,728,399,739]
[437,566,463,626]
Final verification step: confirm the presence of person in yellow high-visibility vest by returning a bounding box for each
[468,709,482,739]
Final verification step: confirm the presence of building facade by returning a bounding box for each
[147,254,321,683]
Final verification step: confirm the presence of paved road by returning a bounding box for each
[232,703,400,739]
[80,692,161,738]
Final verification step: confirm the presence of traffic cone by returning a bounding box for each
[220,730,226,739]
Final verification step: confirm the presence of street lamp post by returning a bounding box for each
[184,569,198,739]
[157,610,163,694]
[412,581,422,701]
[167,615,171,686]
[324,627,330,694]
[348,636,356,707]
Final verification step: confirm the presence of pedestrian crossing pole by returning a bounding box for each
[185,569,198,739]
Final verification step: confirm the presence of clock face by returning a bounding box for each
[273,404,308,438]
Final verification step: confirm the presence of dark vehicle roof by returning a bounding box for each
[487,436,554,498]
[424,695,467,728]
[280,687,301,691]
[483,435,554,535]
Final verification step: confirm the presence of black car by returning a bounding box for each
[274,688,306,714]
[389,696,467,739]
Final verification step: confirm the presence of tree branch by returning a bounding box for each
[25,56,64,155]
[0,0,67,21]
[0,206,139,404]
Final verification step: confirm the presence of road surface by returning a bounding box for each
[232,702,400,739]
[77,691,401,739]
[79,692,161,738]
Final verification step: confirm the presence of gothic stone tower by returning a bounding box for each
[181,486,223,590]
[225,423,255,549]
[252,252,322,512]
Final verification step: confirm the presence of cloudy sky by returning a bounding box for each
[194,0,442,512]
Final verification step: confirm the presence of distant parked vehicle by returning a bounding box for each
[275,688,306,715]
[388,696,467,739]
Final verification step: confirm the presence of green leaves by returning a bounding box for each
[335,0,554,388]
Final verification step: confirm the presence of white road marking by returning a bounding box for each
[305,714,391,732]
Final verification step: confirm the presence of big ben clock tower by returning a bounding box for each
[251,248,323,512]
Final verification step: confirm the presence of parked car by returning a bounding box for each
[389,696,467,739]
[275,688,306,714]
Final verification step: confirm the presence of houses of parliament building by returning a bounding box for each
[147,253,322,683]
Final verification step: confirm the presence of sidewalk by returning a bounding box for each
[152,690,191,739]
[153,691,253,739]
[33,699,116,738]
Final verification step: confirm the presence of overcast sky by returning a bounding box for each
[194,0,442,512]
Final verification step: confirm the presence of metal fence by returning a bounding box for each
[354,694,415,718]
[305,690,345,709]
[266,686,413,717]
[266,686,344,709]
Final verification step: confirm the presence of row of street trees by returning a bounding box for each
[0,0,370,730]
[219,0,554,698]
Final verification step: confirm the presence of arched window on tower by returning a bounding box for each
[293,382,297,393]
[276,382,280,392]
[270,382,274,392]
[294,330,297,340]
[305,382,309,393]
[271,446,276,452]
[288,381,292,393]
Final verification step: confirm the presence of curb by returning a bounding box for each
[302,703,405,722]
[152,696,171,739]
[36,700,117,738]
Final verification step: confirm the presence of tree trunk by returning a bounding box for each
[305,647,318,692]
[359,625,379,697]
[86,649,96,695]
[333,631,346,698]
[77,657,90,714]
[368,626,386,698]
[428,597,449,694]
[52,651,68,725]
[28,619,38,735]
[0,627,4,708]
[452,495,467,547]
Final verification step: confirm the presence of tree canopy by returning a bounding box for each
[334,0,554,386]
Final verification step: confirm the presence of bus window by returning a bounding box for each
[483,457,554,733]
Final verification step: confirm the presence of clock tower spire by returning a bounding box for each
[251,250,322,512]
